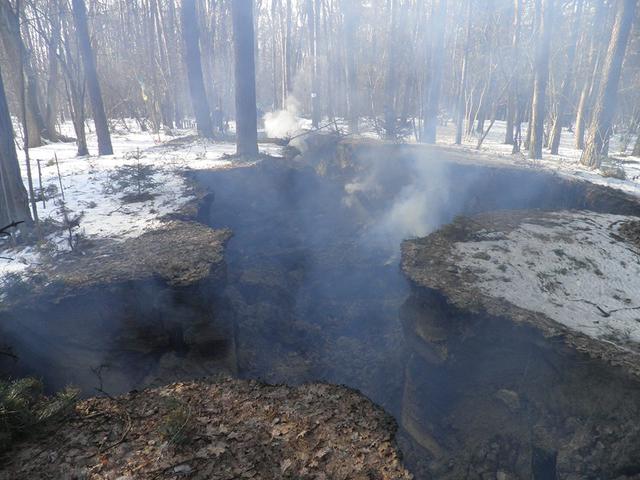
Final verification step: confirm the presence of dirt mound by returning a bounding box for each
[0,378,412,480]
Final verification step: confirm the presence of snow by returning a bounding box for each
[0,121,284,287]
[454,211,640,349]
[432,120,640,198]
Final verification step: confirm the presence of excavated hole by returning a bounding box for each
[194,144,640,478]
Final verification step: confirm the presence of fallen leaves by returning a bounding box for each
[0,378,413,479]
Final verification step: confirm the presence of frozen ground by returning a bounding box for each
[455,211,640,350]
[0,121,283,287]
[430,120,640,197]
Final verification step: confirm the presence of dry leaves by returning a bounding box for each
[0,378,412,479]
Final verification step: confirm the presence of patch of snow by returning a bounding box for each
[433,120,640,198]
[454,211,640,349]
[0,122,284,285]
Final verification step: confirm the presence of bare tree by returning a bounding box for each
[581,0,636,168]
[548,0,583,155]
[232,0,258,157]
[343,0,359,134]
[0,0,44,147]
[422,0,446,144]
[71,0,113,155]
[181,0,214,138]
[505,0,521,146]
[455,0,472,145]
[0,62,32,228]
[529,0,553,160]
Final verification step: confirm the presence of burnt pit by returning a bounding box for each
[2,138,638,478]
[194,138,640,479]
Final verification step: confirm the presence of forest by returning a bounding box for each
[1,0,640,479]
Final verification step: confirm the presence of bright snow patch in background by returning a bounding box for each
[455,211,640,349]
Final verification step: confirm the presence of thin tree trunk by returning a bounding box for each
[581,0,636,168]
[529,0,553,160]
[181,0,214,138]
[308,0,321,128]
[344,1,359,134]
[72,0,113,155]
[423,0,446,144]
[45,0,61,142]
[284,0,292,97]
[383,0,400,139]
[549,0,583,155]
[232,0,259,157]
[505,0,521,145]
[455,0,472,145]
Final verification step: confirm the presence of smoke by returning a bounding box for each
[344,152,450,254]
[263,97,305,138]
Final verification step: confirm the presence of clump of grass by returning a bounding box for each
[157,397,192,446]
[0,378,78,452]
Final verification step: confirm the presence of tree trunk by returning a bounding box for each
[574,0,607,150]
[455,0,472,145]
[0,62,32,228]
[423,0,446,144]
[72,0,113,155]
[384,0,399,139]
[549,0,582,155]
[633,131,640,157]
[505,0,521,145]
[344,1,359,134]
[307,0,321,128]
[45,0,61,142]
[581,0,636,168]
[181,0,214,138]
[0,0,43,148]
[232,0,259,157]
[284,0,292,98]
[529,0,553,160]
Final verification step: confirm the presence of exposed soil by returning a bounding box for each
[402,209,640,376]
[0,220,235,395]
[400,209,640,479]
[0,378,412,480]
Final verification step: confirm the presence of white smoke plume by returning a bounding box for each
[345,153,450,255]
[264,97,305,139]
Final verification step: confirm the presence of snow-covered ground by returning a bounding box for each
[455,211,640,350]
[0,121,283,286]
[432,120,640,198]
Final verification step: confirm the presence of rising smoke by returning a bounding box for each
[263,97,306,138]
[344,151,450,255]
